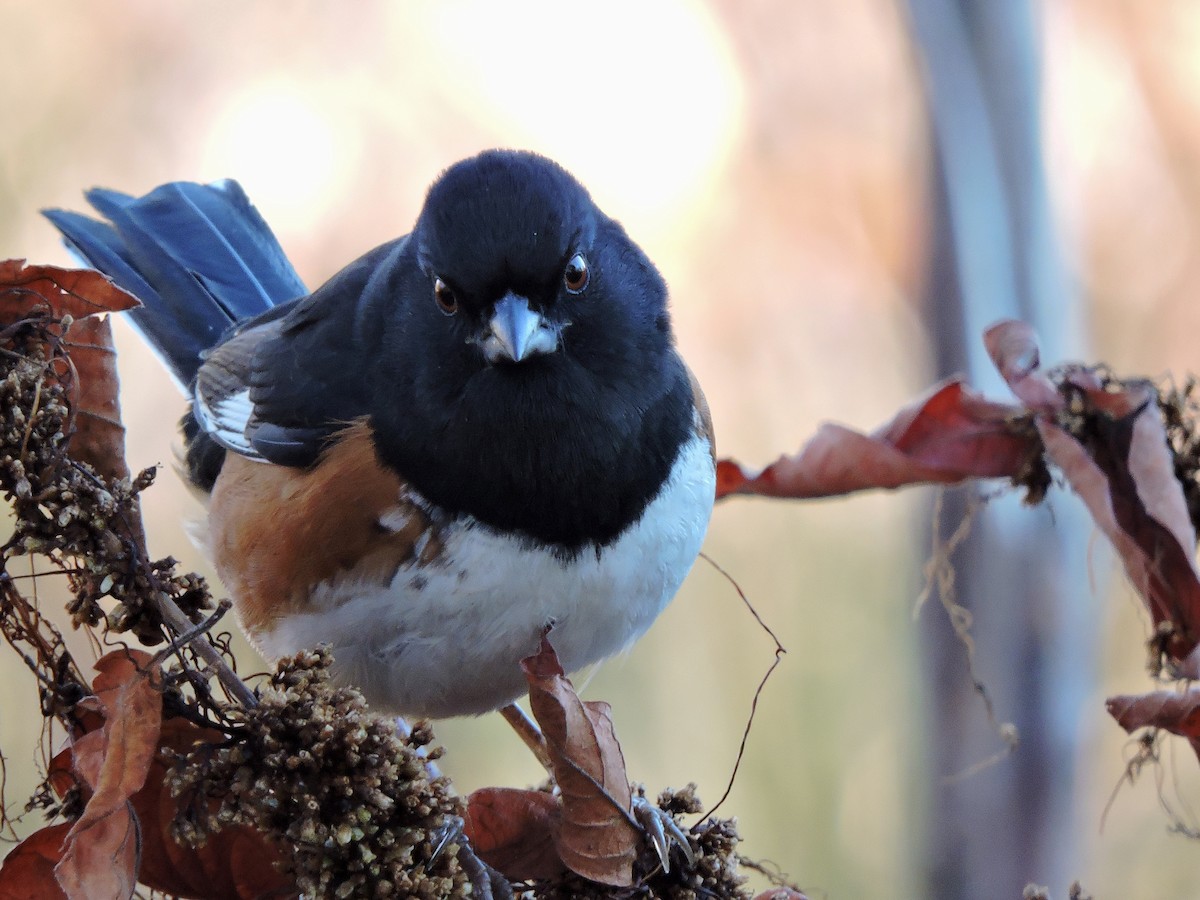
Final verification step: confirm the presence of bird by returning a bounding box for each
[45,149,716,721]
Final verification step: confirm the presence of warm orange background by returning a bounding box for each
[2,1,1199,896]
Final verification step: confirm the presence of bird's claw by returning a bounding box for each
[632,795,695,874]
[429,815,514,900]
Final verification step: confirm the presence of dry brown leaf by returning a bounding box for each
[0,823,71,900]
[61,314,130,485]
[129,717,293,900]
[0,260,139,323]
[1107,690,1200,736]
[716,380,1035,500]
[463,787,566,881]
[45,694,291,897]
[54,803,139,900]
[71,651,163,832]
[987,318,1200,666]
[723,317,1200,672]
[52,651,162,899]
[982,319,1062,412]
[522,636,638,887]
[1107,690,1200,762]
[1038,396,1200,671]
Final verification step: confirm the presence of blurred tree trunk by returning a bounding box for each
[905,0,1095,896]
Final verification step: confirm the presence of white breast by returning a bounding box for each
[255,430,716,718]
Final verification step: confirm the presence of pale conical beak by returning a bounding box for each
[480,292,559,364]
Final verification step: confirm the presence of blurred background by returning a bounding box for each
[2,0,1200,896]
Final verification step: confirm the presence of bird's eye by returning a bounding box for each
[563,254,589,294]
[433,277,458,315]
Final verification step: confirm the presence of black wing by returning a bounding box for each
[195,238,408,469]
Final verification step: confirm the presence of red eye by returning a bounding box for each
[563,254,589,293]
[434,277,458,315]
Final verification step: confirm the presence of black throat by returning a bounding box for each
[370,356,695,556]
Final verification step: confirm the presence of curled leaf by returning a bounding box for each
[1038,389,1200,670]
[0,260,139,322]
[464,787,566,881]
[53,650,162,900]
[1107,690,1200,763]
[717,380,1035,500]
[983,319,1061,411]
[1107,690,1200,737]
[54,803,139,900]
[522,637,638,887]
[71,651,162,832]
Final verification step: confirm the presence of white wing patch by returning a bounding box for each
[193,385,263,459]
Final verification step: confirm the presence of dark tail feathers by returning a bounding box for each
[43,180,306,388]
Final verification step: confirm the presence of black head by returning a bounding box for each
[404,150,672,372]
[416,151,595,322]
[369,150,692,551]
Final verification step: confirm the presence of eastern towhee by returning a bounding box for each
[46,150,716,719]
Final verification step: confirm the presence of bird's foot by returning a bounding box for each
[632,794,695,874]
[430,815,513,900]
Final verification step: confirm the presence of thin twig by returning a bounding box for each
[697,551,786,823]
[153,592,258,709]
[150,599,233,667]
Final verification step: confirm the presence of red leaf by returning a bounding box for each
[0,261,139,322]
[983,319,1062,411]
[71,651,162,832]
[716,380,1035,500]
[0,824,71,900]
[522,636,638,887]
[36,665,290,898]
[722,318,1200,671]
[62,315,131,486]
[1107,690,1200,737]
[54,651,162,900]
[464,787,566,881]
[878,380,1033,476]
[47,747,79,803]
[1038,393,1200,669]
[54,804,139,900]
[1107,690,1200,762]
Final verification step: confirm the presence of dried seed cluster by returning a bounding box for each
[0,335,209,649]
[167,646,470,899]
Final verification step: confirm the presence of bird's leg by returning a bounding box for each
[499,702,554,775]
[395,719,512,897]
